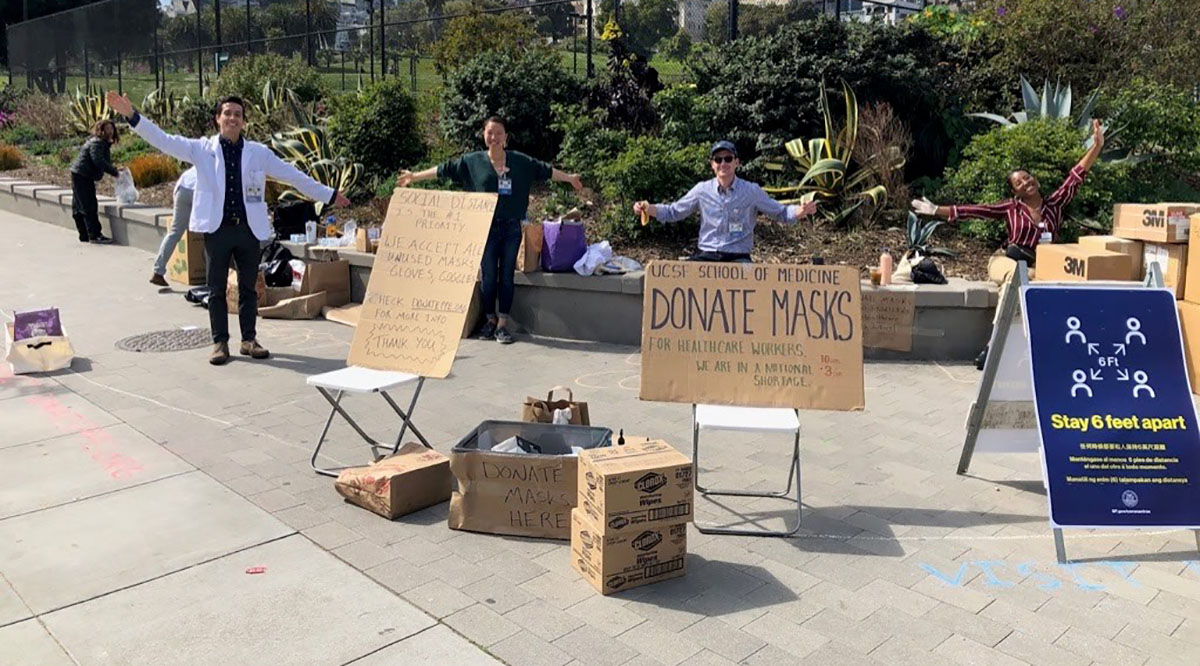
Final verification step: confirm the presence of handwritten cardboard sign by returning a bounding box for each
[639,261,865,410]
[862,287,917,352]
[348,188,497,377]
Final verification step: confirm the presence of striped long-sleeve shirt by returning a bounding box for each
[948,165,1087,248]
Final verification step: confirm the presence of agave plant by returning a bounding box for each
[141,87,184,122]
[904,211,955,259]
[69,85,116,134]
[269,123,362,213]
[970,75,1120,151]
[763,80,903,228]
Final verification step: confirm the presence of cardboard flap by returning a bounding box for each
[580,440,690,472]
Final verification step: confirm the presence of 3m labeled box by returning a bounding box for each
[1112,203,1198,244]
[578,439,693,533]
[1144,242,1188,298]
[1178,301,1200,395]
[570,508,687,595]
[1078,235,1143,280]
[1183,214,1200,303]
[1033,244,1133,282]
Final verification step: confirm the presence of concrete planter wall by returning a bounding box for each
[0,177,998,360]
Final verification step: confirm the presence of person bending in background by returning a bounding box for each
[69,119,124,244]
[397,116,585,345]
[633,140,818,263]
[911,119,1106,283]
[149,166,197,287]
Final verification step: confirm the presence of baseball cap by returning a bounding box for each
[710,140,738,158]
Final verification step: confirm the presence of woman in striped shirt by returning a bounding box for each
[912,119,1106,275]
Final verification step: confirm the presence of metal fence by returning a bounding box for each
[4,0,926,100]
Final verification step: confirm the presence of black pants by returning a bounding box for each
[480,218,522,317]
[70,173,103,241]
[686,251,752,263]
[205,219,260,344]
[1005,243,1037,267]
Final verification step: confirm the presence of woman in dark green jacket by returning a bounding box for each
[69,119,122,244]
[399,116,584,345]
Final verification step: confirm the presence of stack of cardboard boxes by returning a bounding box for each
[1172,209,1200,394]
[571,440,694,595]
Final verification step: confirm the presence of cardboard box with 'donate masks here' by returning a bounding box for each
[578,439,693,534]
[570,508,687,595]
[334,442,451,520]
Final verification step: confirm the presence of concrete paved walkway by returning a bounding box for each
[2,207,1199,665]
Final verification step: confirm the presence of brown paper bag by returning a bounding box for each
[259,291,327,319]
[226,269,267,311]
[517,222,543,273]
[522,386,590,425]
[298,259,350,307]
[335,442,452,519]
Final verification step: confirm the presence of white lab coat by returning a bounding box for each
[130,115,334,241]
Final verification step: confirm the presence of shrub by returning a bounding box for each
[430,10,541,76]
[1100,78,1200,174]
[938,119,1168,243]
[594,135,711,240]
[170,97,215,137]
[127,153,181,188]
[213,54,328,105]
[111,135,158,165]
[551,104,632,186]
[653,84,713,148]
[327,79,426,181]
[0,143,23,170]
[690,17,959,178]
[440,50,584,160]
[0,123,38,146]
[11,93,72,141]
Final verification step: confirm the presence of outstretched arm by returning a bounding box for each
[264,153,349,208]
[106,91,203,166]
[1078,119,1105,173]
[396,167,438,188]
[912,197,1010,222]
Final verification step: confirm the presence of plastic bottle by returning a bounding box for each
[879,247,894,286]
[342,219,357,247]
[324,214,338,239]
[304,220,317,245]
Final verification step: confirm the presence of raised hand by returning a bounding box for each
[397,170,414,188]
[1091,118,1105,150]
[106,91,133,118]
[911,197,938,216]
[334,193,351,208]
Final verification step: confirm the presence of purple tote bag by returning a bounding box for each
[541,220,587,272]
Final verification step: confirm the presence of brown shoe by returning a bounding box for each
[209,342,230,366]
[149,273,168,287]
[239,340,270,359]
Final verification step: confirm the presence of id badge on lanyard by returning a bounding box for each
[497,176,513,196]
[1038,222,1051,244]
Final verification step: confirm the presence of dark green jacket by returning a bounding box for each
[437,150,552,221]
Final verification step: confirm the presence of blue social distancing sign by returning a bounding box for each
[1022,286,1200,528]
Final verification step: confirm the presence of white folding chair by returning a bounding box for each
[307,366,431,477]
[692,404,802,537]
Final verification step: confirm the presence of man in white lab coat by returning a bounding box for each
[107,91,351,365]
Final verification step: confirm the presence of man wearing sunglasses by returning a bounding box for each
[633,141,817,262]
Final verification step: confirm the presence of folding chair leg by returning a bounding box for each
[310,387,387,478]
[692,408,803,537]
[383,378,431,450]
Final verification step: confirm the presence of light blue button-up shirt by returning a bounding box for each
[654,177,802,254]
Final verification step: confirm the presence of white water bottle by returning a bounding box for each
[305,220,317,244]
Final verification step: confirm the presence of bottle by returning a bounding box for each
[342,219,357,247]
[879,247,894,286]
[324,214,338,238]
[304,220,317,245]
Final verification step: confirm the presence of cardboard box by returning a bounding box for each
[448,447,579,540]
[334,442,451,519]
[1179,301,1200,395]
[578,440,693,534]
[570,508,687,595]
[1078,235,1143,280]
[1033,244,1133,283]
[298,258,351,307]
[1144,243,1188,298]
[1112,203,1198,244]
[167,231,206,286]
[1184,214,1200,303]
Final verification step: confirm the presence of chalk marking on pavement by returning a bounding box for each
[933,361,977,384]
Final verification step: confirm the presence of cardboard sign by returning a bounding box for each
[861,288,916,352]
[639,261,864,410]
[348,188,497,378]
[1022,286,1200,528]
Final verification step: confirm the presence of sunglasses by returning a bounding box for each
[711,155,736,164]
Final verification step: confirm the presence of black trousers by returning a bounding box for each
[70,173,103,241]
[205,219,260,344]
